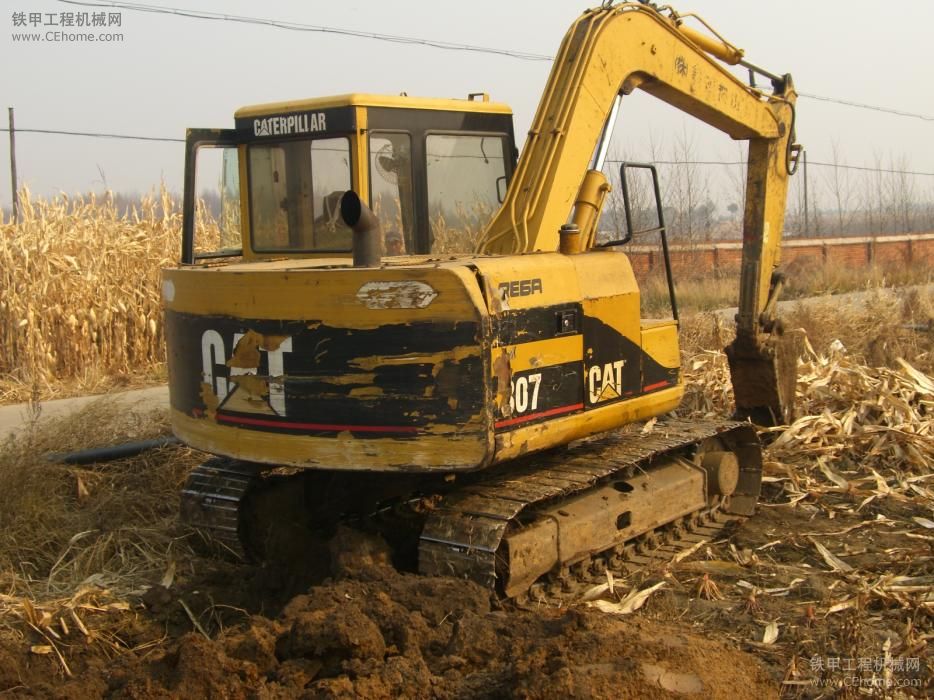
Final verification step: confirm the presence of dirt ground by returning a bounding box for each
[0,549,778,699]
[0,495,928,699]
[0,290,931,698]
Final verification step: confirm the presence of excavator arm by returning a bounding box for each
[477,1,800,425]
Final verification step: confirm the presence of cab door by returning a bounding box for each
[182,128,243,264]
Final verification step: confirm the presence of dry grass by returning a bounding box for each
[0,400,202,673]
[0,189,183,403]
[680,285,934,378]
[640,260,934,317]
[431,200,493,254]
[663,286,934,694]
[0,401,198,600]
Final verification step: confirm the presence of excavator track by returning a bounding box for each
[529,507,741,607]
[419,419,761,598]
[179,457,264,559]
[178,420,761,600]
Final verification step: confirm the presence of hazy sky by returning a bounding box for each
[2,0,933,209]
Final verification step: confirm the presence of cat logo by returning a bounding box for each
[201,330,293,416]
[588,359,627,403]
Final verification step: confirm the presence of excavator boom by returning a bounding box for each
[478,2,800,424]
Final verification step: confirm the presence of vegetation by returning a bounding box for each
[1,191,931,403]
[639,258,933,318]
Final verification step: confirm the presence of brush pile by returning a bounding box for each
[664,293,934,695]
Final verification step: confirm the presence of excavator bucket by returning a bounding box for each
[725,330,801,427]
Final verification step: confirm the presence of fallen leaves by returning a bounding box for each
[587,581,667,616]
[809,537,854,573]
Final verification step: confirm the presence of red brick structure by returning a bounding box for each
[624,233,934,276]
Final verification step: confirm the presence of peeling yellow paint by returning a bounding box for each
[492,348,512,415]
[228,330,263,369]
[493,336,581,374]
[349,345,477,372]
[233,374,266,395]
[349,386,384,397]
[263,334,290,352]
[199,382,219,419]
[175,402,490,472]
[324,372,377,385]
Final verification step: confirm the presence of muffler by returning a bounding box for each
[340,190,382,268]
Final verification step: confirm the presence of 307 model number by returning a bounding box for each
[509,372,542,414]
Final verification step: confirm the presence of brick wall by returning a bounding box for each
[625,233,934,276]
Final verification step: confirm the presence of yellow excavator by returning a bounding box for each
[165,1,800,597]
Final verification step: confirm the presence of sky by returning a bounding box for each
[1,0,933,211]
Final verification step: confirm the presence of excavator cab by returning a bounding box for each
[181,93,517,264]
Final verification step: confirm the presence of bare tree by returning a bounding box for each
[822,140,857,236]
[666,126,712,242]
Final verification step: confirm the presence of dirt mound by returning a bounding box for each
[118,574,773,699]
[3,530,775,699]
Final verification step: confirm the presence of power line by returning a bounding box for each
[605,158,934,177]
[807,160,934,177]
[58,0,934,123]
[2,126,931,177]
[798,92,934,122]
[56,0,552,62]
[0,127,183,143]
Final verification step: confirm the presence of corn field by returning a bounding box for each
[0,188,182,395]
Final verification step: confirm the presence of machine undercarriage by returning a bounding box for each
[181,419,761,599]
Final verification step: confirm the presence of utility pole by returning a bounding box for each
[802,149,809,237]
[8,107,17,224]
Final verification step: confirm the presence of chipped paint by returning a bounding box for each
[348,345,477,372]
[199,382,219,419]
[356,281,438,309]
[224,374,271,414]
[487,278,510,314]
[321,372,377,385]
[492,348,513,415]
[349,386,385,397]
[228,330,263,369]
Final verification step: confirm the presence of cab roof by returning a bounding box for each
[235,93,513,119]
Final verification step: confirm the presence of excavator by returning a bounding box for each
[165,1,801,598]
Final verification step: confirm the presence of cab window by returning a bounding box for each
[249,137,352,252]
[369,132,415,255]
[193,145,242,257]
[426,134,507,253]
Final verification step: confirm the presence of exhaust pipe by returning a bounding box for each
[340,190,382,268]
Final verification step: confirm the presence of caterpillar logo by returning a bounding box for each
[254,112,327,137]
[588,359,627,403]
[499,278,543,298]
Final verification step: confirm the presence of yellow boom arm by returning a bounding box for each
[477,2,799,424]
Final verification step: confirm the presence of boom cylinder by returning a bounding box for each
[572,169,611,250]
